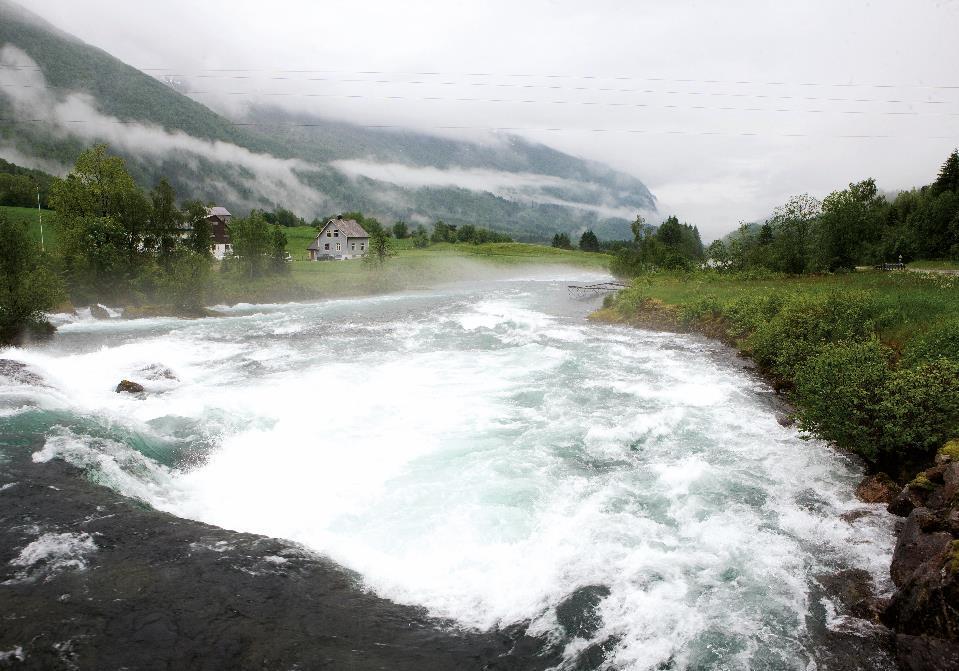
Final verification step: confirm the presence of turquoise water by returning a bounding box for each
[0,269,895,669]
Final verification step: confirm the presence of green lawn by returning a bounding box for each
[603,270,959,351]
[1,205,58,252]
[215,238,608,304]
[908,259,959,271]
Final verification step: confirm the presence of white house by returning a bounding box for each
[307,215,369,260]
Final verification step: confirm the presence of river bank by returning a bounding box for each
[592,272,959,670]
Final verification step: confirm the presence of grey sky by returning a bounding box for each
[22,0,959,239]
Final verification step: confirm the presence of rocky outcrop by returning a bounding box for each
[90,304,111,320]
[856,473,899,504]
[115,379,145,394]
[0,359,45,387]
[883,450,959,668]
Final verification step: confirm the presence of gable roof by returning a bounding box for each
[205,206,232,218]
[320,217,368,238]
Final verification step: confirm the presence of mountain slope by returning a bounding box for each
[0,0,656,241]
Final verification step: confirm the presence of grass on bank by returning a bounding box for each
[598,269,959,478]
[1,206,58,250]
[211,239,608,304]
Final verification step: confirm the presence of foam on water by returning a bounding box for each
[1,274,895,669]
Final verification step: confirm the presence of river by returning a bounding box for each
[0,267,897,670]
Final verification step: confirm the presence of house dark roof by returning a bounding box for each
[322,217,368,238]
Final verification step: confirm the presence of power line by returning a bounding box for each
[4,64,959,90]
[2,117,957,141]
[2,80,957,117]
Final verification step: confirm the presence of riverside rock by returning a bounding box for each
[115,379,145,394]
[889,508,952,588]
[856,473,899,504]
[0,360,45,387]
[90,304,111,320]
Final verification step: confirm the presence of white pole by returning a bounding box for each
[37,186,44,253]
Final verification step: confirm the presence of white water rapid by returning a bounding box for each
[2,269,895,669]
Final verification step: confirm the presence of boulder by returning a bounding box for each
[115,380,145,394]
[555,585,610,640]
[943,463,959,504]
[0,359,45,386]
[90,304,111,320]
[856,473,899,505]
[888,485,930,517]
[890,508,952,588]
[894,634,959,671]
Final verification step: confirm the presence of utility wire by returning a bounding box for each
[2,117,956,140]
[1,80,956,117]
[4,64,959,89]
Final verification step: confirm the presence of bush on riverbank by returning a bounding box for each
[602,271,959,475]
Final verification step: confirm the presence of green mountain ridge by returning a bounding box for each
[0,0,656,241]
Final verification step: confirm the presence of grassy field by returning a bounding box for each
[1,205,59,250]
[214,238,608,304]
[908,259,959,271]
[601,270,959,348]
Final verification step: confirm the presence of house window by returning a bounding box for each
[333,230,339,237]
[360,243,365,251]
[335,242,341,252]
[324,243,330,250]
[351,243,356,251]
[327,230,332,237]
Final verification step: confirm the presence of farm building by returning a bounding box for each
[308,215,369,260]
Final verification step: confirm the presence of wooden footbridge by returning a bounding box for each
[567,281,628,297]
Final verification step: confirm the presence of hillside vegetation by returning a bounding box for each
[0,0,652,242]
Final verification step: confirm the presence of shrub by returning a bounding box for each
[747,290,884,379]
[877,359,959,463]
[901,317,959,366]
[793,338,891,461]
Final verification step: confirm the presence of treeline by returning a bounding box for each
[0,145,295,342]
[0,158,56,208]
[706,150,959,274]
[605,149,959,278]
[429,220,513,245]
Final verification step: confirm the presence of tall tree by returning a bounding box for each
[229,211,273,279]
[579,229,600,252]
[0,213,64,343]
[932,149,959,196]
[364,228,396,268]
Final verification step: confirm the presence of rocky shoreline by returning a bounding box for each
[592,301,959,670]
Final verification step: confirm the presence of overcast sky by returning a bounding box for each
[22,0,959,239]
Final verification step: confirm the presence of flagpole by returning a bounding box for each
[37,186,44,253]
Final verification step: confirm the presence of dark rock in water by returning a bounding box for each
[0,437,561,671]
[90,304,111,320]
[115,379,145,394]
[850,596,891,624]
[890,508,952,588]
[139,364,178,381]
[570,636,620,671]
[775,414,795,427]
[888,485,929,517]
[894,634,959,671]
[555,585,610,640]
[817,568,876,610]
[0,359,45,387]
[856,473,899,505]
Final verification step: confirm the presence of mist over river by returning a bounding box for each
[1,268,897,670]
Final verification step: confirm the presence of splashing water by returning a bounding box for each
[1,270,894,669]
